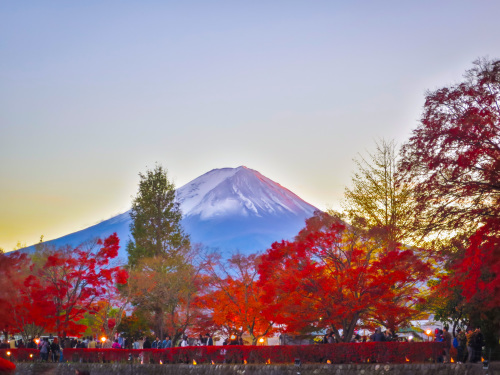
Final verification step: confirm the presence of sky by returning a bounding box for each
[1,1,499,251]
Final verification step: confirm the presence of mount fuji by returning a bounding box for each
[20,166,319,260]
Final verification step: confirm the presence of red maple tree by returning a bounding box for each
[400,58,500,239]
[258,212,433,342]
[0,251,30,339]
[444,219,500,310]
[23,233,128,339]
[197,253,276,345]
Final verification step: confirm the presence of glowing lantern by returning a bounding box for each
[266,359,271,364]
[405,357,410,362]
[211,361,215,365]
[35,338,40,345]
[451,358,455,363]
[244,359,247,364]
[482,357,485,362]
[230,334,237,341]
[193,360,197,365]
[6,351,11,356]
[258,337,265,343]
[30,354,33,359]
[327,360,331,364]
[100,337,106,343]
[159,360,163,365]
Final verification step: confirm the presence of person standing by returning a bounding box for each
[456,329,467,363]
[112,339,121,349]
[466,328,475,363]
[180,335,189,347]
[50,338,60,363]
[39,338,50,362]
[162,336,172,349]
[88,338,96,349]
[442,326,452,363]
[473,328,484,363]
[370,328,385,342]
[205,333,213,346]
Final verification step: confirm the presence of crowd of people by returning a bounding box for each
[1,326,486,364]
[0,332,218,362]
[320,327,399,344]
[452,327,484,363]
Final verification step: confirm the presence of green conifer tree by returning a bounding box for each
[127,164,190,268]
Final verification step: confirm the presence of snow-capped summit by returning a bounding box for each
[18,167,319,259]
[177,166,316,220]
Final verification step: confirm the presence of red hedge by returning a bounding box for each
[0,349,39,362]
[2,343,444,364]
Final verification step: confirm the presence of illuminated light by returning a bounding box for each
[367,359,370,363]
[35,339,40,345]
[30,354,33,358]
[244,359,247,364]
[266,359,271,364]
[193,360,197,365]
[100,337,106,343]
[230,334,237,341]
[408,335,413,341]
[327,360,331,364]
[6,351,11,356]
[451,358,455,363]
[482,357,485,362]
[211,361,215,365]
[258,337,265,343]
[159,360,163,365]
[405,357,410,362]
[425,329,432,335]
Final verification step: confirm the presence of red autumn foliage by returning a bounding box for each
[443,219,500,310]
[195,253,276,345]
[258,212,433,342]
[0,251,29,336]
[400,58,500,237]
[8,233,128,339]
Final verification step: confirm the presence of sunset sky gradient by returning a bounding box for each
[1,1,499,250]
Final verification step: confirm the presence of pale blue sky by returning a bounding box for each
[1,1,499,250]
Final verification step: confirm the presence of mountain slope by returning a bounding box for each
[19,166,318,260]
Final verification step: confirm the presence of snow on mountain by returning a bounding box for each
[18,166,319,260]
[177,166,315,219]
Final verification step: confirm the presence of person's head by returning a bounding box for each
[457,328,462,333]
[444,325,449,332]
[205,333,210,337]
